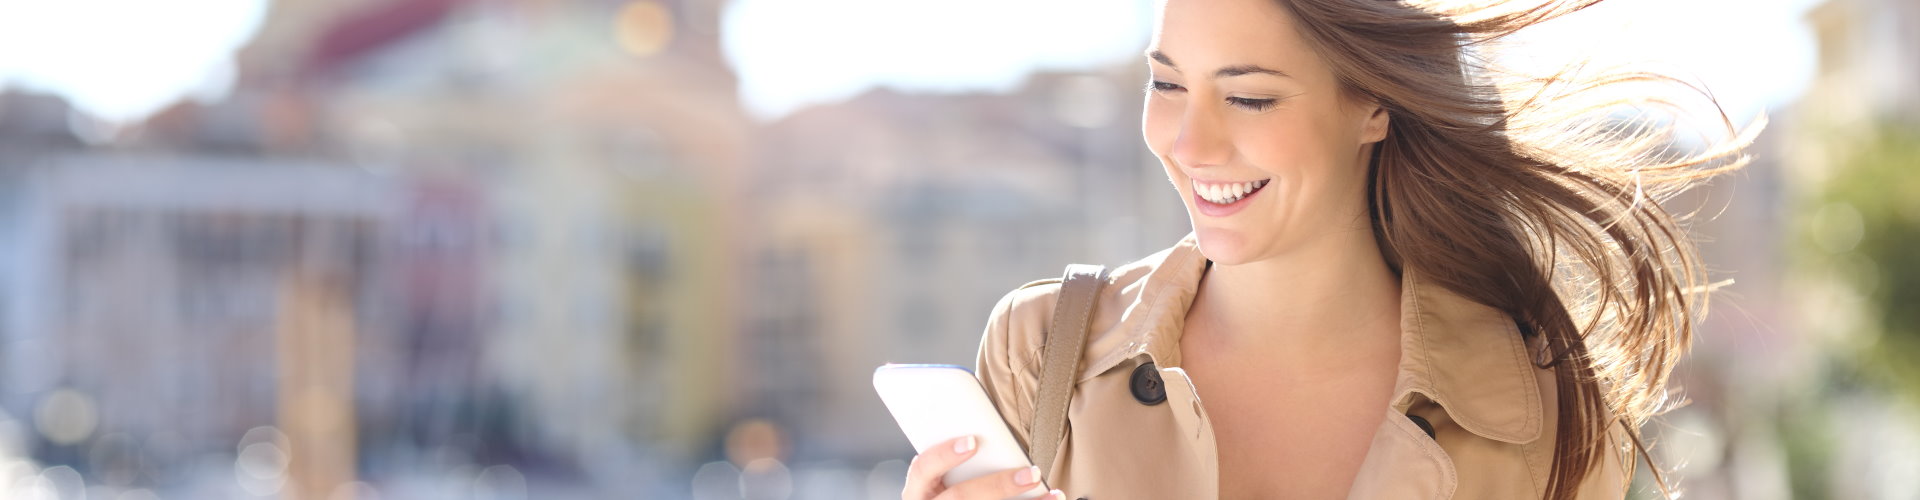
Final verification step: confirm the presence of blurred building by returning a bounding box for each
[2,0,747,497]
[0,145,396,497]
[1800,0,1920,123]
[740,70,1190,463]
[243,0,752,489]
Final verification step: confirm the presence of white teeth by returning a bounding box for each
[1192,179,1269,204]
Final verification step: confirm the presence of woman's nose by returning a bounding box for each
[1169,104,1232,169]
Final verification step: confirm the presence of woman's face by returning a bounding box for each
[1143,0,1390,266]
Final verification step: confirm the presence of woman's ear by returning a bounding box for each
[1360,102,1390,144]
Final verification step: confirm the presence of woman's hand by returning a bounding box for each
[902,436,1066,500]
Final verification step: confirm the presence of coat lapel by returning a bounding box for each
[1066,233,1545,498]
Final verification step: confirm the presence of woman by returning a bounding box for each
[903,0,1755,498]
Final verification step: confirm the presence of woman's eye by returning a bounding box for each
[1146,80,1185,94]
[1226,97,1277,112]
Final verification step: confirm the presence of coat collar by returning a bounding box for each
[1083,233,1545,444]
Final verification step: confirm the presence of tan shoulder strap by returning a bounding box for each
[1028,263,1107,477]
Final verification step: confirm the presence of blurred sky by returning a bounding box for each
[0,0,269,124]
[0,0,1824,124]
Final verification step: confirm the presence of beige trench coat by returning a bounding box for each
[974,234,1631,499]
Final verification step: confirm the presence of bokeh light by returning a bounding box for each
[615,1,675,58]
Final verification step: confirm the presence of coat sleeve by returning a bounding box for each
[973,281,1058,456]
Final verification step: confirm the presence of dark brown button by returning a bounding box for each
[1407,414,1436,439]
[1130,362,1166,405]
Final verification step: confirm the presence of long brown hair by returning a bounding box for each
[1272,0,1760,498]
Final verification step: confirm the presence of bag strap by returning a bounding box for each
[1028,263,1108,477]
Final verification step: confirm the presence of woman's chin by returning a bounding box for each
[1192,226,1262,266]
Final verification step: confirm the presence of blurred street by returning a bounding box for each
[0,0,1914,499]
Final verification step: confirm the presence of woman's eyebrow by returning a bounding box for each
[1146,50,1291,79]
[1215,64,1290,79]
[1147,50,1179,70]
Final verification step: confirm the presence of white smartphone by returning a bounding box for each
[873,363,1049,499]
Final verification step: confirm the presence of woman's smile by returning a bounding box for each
[1191,177,1272,217]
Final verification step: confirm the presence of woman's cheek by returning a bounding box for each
[1141,102,1177,158]
[1242,116,1312,174]
[1144,110,1189,189]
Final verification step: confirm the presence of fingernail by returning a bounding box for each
[1049,491,1066,500]
[952,436,976,454]
[1014,466,1040,486]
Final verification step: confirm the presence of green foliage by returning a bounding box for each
[1778,398,1836,500]
[1811,121,1920,402]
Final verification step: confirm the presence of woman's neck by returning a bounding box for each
[1187,225,1404,358]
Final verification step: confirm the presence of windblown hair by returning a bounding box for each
[1272,0,1760,498]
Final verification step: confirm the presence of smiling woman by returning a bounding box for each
[901,0,1758,499]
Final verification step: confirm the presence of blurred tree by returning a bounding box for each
[1766,120,1920,500]
[1809,120,1920,401]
